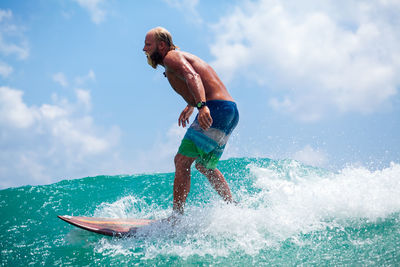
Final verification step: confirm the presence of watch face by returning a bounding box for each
[196,102,206,109]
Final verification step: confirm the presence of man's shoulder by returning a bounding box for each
[164,50,185,60]
[163,50,191,68]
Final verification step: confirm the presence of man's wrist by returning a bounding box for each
[196,101,207,110]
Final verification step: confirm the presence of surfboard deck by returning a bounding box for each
[58,215,157,237]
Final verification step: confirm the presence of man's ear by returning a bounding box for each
[158,40,166,50]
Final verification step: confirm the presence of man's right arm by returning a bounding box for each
[164,52,213,130]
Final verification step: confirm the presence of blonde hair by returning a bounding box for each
[152,27,178,50]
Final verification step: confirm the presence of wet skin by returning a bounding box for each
[143,30,236,216]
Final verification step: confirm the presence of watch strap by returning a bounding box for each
[196,101,206,110]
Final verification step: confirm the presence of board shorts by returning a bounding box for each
[178,100,239,169]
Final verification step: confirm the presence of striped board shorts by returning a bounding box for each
[178,100,239,169]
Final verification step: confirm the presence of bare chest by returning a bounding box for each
[165,71,195,105]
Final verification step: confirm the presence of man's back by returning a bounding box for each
[164,50,234,106]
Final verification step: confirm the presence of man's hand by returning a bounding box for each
[198,106,213,130]
[178,105,194,128]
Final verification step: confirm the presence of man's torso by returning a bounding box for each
[164,51,234,106]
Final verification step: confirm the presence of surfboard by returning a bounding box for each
[58,215,157,237]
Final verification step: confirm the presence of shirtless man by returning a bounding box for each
[143,27,239,216]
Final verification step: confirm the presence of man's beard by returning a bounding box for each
[146,49,163,69]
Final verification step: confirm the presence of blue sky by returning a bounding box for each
[0,0,399,188]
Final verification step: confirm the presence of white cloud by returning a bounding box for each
[53,69,96,88]
[0,86,121,188]
[210,0,400,121]
[0,9,29,60]
[87,69,95,80]
[0,9,12,22]
[55,70,94,111]
[163,0,202,24]
[0,9,28,80]
[0,60,13,78]
[0,35,29,60]
[75,69,96,85]
[0,86,36,128]
[292,145,328,167]
[53,72,68,87]
[136,124,186,173]
[76,89,91,110]
[74,0,107,24]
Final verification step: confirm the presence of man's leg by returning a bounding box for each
[173,153,196,215]
[195,163,233,203]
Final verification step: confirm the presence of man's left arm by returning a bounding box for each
[178,105,194,128]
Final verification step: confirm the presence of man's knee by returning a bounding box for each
[174,153,195,169]
[195,162,215,174]
[195,162,204,172]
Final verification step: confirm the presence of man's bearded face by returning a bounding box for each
[146,48,163,69]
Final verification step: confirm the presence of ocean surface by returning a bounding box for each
[1,157,399,266]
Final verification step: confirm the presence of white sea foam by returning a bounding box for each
[95,161,400,259]
[242,162,400,240]
[93,195,165,219]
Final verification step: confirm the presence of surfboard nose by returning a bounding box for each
[58,215,157,237]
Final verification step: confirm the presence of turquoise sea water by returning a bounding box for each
[1,157,400,266]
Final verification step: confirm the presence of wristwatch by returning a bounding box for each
[196,101,206,110]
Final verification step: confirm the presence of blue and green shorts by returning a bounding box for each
[178,100,239,169]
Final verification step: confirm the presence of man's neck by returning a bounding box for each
[159,49,172,67]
